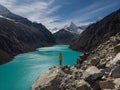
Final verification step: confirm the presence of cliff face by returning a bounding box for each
[70,9,120,52]
[53,29,79,44]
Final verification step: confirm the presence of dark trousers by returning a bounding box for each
[60,60,62,65]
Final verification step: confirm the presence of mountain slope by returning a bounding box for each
[0,5,56,65]
[54,29,79,44]
[70,9,120,52]
[0,4,55,44]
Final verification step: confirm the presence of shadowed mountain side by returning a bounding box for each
[54,29,79,44]
[0,17,55,65]
[70,9,120,52]
[0,4,56,64]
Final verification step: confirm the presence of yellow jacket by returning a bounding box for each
[59,53,62,61]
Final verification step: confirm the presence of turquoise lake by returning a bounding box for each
[0,45,82,90]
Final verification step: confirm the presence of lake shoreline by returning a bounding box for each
[0,45,81,90]
[0,44,56,65]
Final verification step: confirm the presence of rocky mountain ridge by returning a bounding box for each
[0,5,55,65]
[64,22,85,34]
[70,9,120,52]
[53,29,79,44]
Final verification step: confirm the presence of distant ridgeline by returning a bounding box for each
[53,22,87,45]
[0,4,56,65]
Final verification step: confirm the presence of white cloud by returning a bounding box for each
[0,0,62,31]
[0,0,119,32]
[69,0,119,25]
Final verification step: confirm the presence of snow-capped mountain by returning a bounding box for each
[0,4,11,16]
[63,22,87,34]
[66,22,78,33]
[0,4,33,26]
[0,4,23,20]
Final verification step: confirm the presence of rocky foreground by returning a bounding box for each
[32,33,120,90]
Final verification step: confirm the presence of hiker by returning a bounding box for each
[59,52,63,65]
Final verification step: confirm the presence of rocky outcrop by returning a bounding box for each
[82,66,103,82]
[53,29,79,44]
[32,66,91,90]
[99,78,120,90]
[32,32,120,90]
[70,9,120,52]
[110,66,120,78]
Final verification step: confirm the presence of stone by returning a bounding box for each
[99,80,115,89]
[93,81,101,90]
[82,66,103,82]
[106,53,120,67]
[77,57,84,64]
[111,65,120,78]
[110,36,118,44]
[114,44,120,53]
[97,63,106,69]
[113,78,120,89]
[90,58,100,66]
[101,67,112,76]
[76,80,91,90]
[80,53,89,60]
[99,78,120,90]
[31,67,62,90]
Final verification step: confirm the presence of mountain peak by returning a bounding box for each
[67,22,84,34]
[0,4,11,16]
[70,21,77,27]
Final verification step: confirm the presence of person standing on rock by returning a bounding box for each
[59,52,63,65]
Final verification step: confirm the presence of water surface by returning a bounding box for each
[0,45,82,90]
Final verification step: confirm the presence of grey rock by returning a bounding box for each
[99,80,115,89]
[114,44,120,53]
[111,66,120,78]
[106,53,120,67]
[82,66,103,82]
[76,80,91,90]
[90,58,100,66]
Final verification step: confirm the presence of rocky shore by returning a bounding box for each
[32,33,120,90]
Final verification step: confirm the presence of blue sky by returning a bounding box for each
[0,0,120,32]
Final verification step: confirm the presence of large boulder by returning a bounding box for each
[113,78,120,89]
[114,44,120,53]
[75,80,91,90]
[106,53,120,67]
[99,78,120,90]
[99,80,115,89]
[32,66,92,90]
[82,66,103,82]
[31,67,62,90]
[111,65,120,78]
